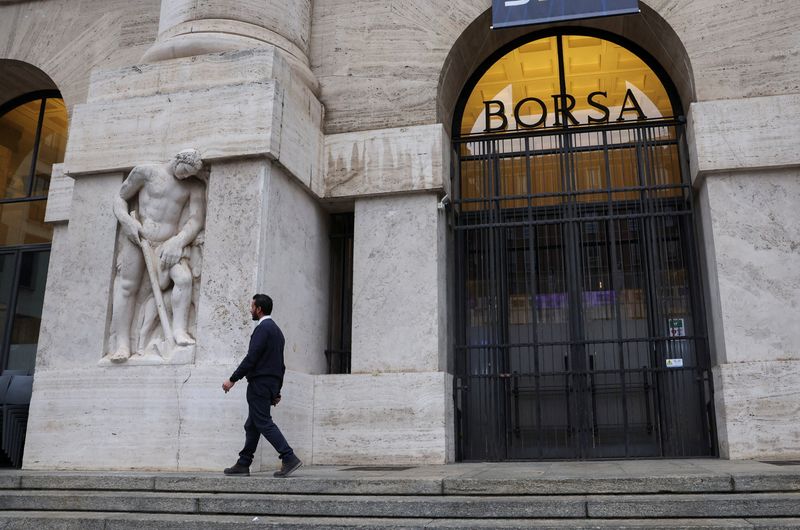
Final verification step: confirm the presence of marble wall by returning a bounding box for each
[0,0,160,109]
[699,169,800,459]
[714,361,800,460]
[313,372,454,464]
[699,170,800,366]
[310,0,800,134]
[351,194,448,374]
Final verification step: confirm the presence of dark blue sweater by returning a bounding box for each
[230,318,286,391]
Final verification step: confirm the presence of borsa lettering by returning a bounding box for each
[483,88,647,132]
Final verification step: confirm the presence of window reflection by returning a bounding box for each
[0,201,53,246]
[0,93,65,375]
[0,100,42,199]
[7,251,50,373]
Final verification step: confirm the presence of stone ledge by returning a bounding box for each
[63,49,324,197]
[713,361,800,461]
[587,493,800,518]
[43,164,73,224]
[688,94,800,182]
[324,124,450,198]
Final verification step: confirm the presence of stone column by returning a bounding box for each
[689,94,800,460]
[142,0,316,90]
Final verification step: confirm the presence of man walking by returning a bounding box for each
[222,294,302,477]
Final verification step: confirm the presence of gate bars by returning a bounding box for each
[452,119,717,461]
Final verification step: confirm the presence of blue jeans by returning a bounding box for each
[236,383,295,467]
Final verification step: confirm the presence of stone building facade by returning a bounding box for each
[0,0,798,470]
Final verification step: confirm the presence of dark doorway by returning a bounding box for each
[451,31,716,462]
[452,120,716,460]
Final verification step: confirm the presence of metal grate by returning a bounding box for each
[452,120,716,461]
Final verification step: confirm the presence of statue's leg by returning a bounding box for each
[109,238,145,361]
[170,260,195,346]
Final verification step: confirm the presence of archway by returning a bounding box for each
[449,29,715,461]
[0,61,67,467]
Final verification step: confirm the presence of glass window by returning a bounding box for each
[7,250,50,373]
[0,92,65,374]
[458,35,681,205]
[0,99,43,199]
[0,200,52,247]
[461,35,673,136]
[0,253,14,345]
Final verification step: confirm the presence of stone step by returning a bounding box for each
[4,469,799,495]
[1,512,800,529]
[2,490,800,519]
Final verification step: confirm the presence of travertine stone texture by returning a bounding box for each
[696,180,726,367]
[148,0,312,61]
[27,158,325,470]
[24,366,313,470]
[312,372,454,465]
[0,0,160,109]
[351,194,448,374]
[713,361,800,460]
[43,164,73,224]
[195,159,328,375]
[699,170,800,366]
[311,0,800,134]
[258,164,330,376]
[688,95,800,181]
[63,49,324,196]
[36,174,122,370]
[267,371,315,470]
[325,124,450,198]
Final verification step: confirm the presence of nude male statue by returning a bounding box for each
[109,149,206,362]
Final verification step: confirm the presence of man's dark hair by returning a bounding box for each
[253,294,273,315]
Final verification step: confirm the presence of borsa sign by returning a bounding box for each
[482,89,649,132]
[493,0,640,29]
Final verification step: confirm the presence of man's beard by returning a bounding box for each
[251,310,259,321]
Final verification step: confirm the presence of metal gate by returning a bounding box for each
[452,120,717,460]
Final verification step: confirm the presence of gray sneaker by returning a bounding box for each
[273,457,302,478]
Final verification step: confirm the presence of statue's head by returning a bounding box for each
[172,149,203,179]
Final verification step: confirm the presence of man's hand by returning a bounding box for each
[222,379,235,393]
[271,394,281,406]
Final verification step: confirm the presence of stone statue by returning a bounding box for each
[106,149,206,364]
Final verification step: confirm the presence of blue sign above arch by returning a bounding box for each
[492,0,639,29]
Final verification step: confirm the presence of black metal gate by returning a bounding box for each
[452,120,717,460]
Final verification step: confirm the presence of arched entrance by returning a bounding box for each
[451,30,716,460]
[0,72,67,466]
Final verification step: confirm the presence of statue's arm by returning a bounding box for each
[174,182,206,249]
[114,167,147,241]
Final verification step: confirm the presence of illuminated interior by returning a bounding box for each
[458,34,681,207]
[0,97,67,246]
[461,35,673,136]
